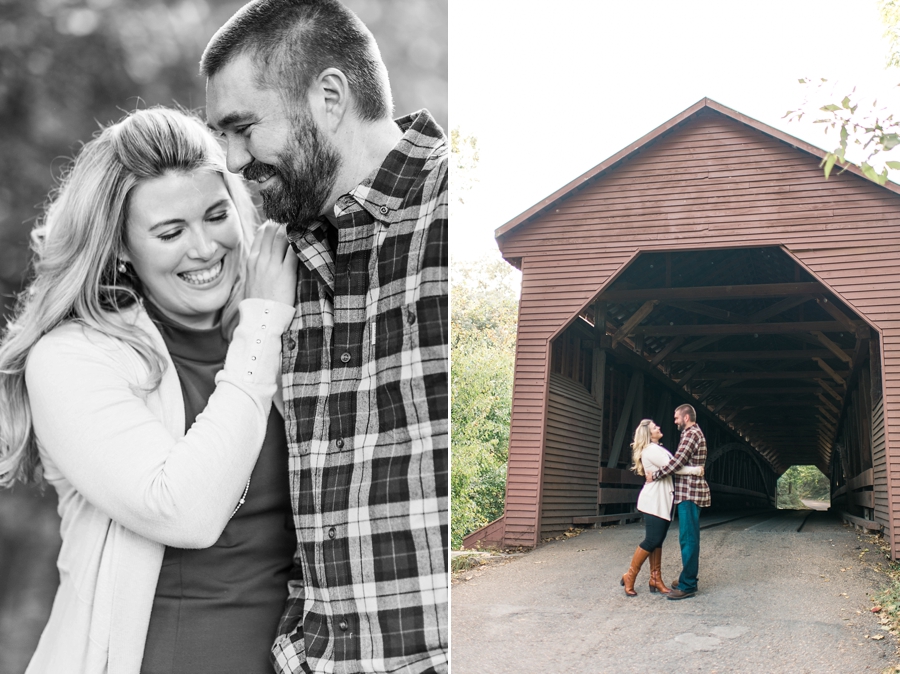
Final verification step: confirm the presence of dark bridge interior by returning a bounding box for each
[545,247,880,535]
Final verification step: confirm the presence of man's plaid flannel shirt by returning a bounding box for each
[271,110,448,674]
[653,424,711,507]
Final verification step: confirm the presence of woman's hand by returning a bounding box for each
[245,221,298,306]
[699,467,705,477]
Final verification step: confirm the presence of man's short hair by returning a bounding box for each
[675,404,696,422]
[201,0,392,122]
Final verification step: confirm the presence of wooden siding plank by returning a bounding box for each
[848,469,875,491]
[598,488,641,504]
[849,491,876,508]
[539,374,602,539]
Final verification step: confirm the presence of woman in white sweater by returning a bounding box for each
[621,418,704,596]
[0,108,298,673]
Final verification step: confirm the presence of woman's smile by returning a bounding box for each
[123,170,243,329]
[179,257,226,286]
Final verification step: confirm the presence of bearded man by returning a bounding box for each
[202,1,448,672]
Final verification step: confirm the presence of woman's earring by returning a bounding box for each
[117,259,128,274]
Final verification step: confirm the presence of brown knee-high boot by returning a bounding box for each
[648,546,671,594]
[620,546,651,596]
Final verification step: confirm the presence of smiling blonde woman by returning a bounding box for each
[0,108,299,674]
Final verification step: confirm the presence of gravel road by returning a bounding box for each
[451,510,897,674]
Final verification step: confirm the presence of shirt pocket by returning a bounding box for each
[372,296,447,441]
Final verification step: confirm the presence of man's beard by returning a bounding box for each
[243,112,341,235]
[675,420,684,431]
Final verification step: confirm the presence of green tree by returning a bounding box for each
[450,257,519,549]
[777,465,830,509]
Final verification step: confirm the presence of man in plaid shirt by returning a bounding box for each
[649,404,710,600]
[203,1,447,671]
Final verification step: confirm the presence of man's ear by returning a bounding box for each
[308,67,350,133]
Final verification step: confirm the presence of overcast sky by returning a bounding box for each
[450,0,900,263]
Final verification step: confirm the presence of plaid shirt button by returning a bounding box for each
[335,439,344,448]
[340,352,351,363]
[407,310,416,325]
[339,621,349,631]
[379,205,388,215]
[286,338,296,350]
[327,527,336,540]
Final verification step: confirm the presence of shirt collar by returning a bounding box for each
[347,109,446,226]
[288,109,446,294]
[291,219,335,297]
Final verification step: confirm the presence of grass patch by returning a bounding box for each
[451,553,488,574]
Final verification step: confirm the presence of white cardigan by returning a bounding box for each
[636,443,703,521]
[23,298,294,674]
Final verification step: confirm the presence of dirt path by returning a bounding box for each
[801,499,830,511]
[451,510,897,674]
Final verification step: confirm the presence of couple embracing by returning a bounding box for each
[0,1,448,673]
[621,404,710,600]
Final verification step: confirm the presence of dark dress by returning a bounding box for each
[141,304,296,674]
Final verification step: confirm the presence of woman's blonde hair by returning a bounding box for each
[630,419,655,476]
[0,107,259,486]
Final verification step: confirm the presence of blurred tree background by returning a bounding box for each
[0,0,447,323]
[0,1,446,669]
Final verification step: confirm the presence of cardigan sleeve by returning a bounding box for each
[26,298,295,549]
[677,464,703,475]
[643,444,701,475]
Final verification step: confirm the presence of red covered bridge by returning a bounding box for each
[464,98,900,556]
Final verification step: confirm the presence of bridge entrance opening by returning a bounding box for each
[776,465,830,510]
[543,246,882,537]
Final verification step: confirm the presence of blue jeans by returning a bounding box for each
[676,500,700,592]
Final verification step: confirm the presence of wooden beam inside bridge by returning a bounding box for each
[600,282,825,303]
[612,300,658,347]
[670,349,834,361]
[634,321,842,337]
[814,358,846,386]
[692,370,850,380]
[588,257,874,478]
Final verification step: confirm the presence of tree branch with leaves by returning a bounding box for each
[786,79,900,184]
[786,0,900,185]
